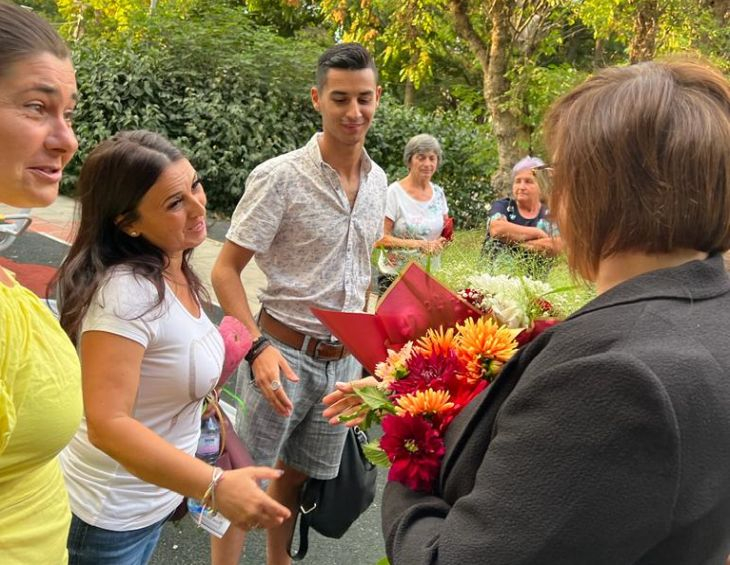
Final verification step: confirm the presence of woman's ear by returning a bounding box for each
[115,215,140,237]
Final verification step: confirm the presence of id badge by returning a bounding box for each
[198,509,231,538]
[189,500,231,538]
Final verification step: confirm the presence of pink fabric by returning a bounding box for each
[217,316,253,387]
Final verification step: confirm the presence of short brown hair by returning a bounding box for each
[0,1,69,76]
[544,58,730,280]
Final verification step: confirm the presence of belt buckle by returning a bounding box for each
[313,340,339,361]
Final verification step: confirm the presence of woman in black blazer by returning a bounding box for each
[326,59,730,565]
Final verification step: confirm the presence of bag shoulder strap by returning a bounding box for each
[287,510,311,561]
[288,478,320,561]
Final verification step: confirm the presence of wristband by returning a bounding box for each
[245,335,271,364]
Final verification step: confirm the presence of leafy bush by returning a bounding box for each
[64,5,498,228]
[64,7,324,212]
[66,42,318,212]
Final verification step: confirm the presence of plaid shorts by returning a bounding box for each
[235,332,361,480]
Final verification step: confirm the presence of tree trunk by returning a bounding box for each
[486,0,529,195]
[404,79,416,107]
[704,0,730,22]
[450,0,531,195]
[629,0,661,63]
[593,37,605,69]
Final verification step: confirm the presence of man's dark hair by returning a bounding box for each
[316,43,378,90]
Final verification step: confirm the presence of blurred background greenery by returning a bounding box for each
[17,0,730,228]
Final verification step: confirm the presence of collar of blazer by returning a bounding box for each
[570,253,728,321]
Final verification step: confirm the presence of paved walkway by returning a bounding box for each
[3,195,267,311]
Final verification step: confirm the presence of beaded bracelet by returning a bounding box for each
[198,466,225,525]
[245,335,271,364]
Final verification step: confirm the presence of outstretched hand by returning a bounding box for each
[322,376,379,427]
[215,467,291,530]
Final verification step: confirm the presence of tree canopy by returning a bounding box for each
[33,0,730,202]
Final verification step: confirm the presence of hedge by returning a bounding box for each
[64,20,498,228]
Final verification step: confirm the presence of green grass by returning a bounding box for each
[437,229,596,317]
[372,229,596,317]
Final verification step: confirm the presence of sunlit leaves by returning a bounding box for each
[569,0,728,66]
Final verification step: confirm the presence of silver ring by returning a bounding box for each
[270,380,282,391]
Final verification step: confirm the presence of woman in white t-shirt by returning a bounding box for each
[376,134,449,292]
[54,131,289,565]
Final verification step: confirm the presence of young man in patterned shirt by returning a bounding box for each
[211,43,387,565]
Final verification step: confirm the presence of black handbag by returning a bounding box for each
[288,427,377,560]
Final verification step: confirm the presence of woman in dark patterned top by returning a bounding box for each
[482,156,562,257]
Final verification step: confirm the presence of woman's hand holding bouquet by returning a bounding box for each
[324,318,520,493]
[320,263,584,493]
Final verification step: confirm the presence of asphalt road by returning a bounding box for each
[2,230,389,565]
[151,484,387,565]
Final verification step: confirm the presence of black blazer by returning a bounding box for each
[382,254,730,565]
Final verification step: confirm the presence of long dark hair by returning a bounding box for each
[53,130,209,344]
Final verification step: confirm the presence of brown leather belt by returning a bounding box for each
[259,308,349,362]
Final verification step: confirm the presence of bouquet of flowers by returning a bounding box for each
[458,273,565,345]
[313,263,562,494]
[349,318,521,492]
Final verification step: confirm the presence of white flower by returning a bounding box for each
[464,273,555,328]
[491,298,529,328]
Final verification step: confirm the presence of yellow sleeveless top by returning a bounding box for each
[0,275,82,564]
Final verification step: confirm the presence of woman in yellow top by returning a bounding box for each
[0,3,82,563]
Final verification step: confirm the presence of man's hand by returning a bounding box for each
[250,346,299,416]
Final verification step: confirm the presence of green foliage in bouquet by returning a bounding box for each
[340,386,396,434]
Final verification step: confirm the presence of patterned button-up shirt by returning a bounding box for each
[226,133,388,338]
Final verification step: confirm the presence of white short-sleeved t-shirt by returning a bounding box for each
[60,267,224,530]
[379,181,449,275]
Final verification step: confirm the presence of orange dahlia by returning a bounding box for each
[456,317,521,384]
[395,389,455,418]
[415,326,458,358]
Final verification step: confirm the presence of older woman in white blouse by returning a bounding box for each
[375,134,449,291]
